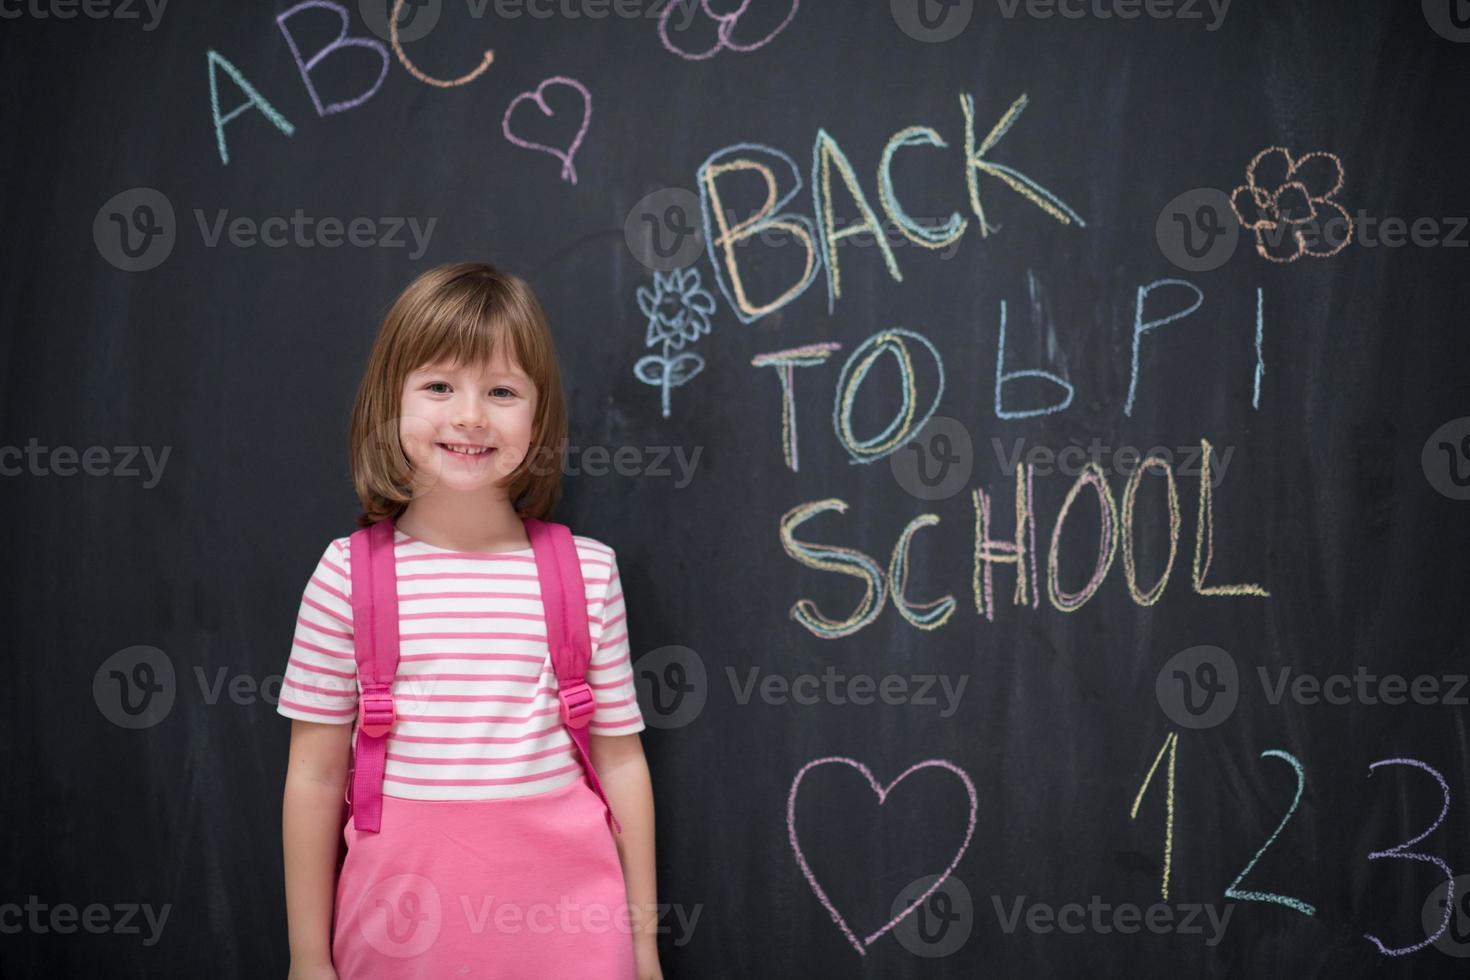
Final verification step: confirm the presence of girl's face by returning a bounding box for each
[397,348,537,497]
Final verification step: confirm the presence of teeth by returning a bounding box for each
[441,444,490,455]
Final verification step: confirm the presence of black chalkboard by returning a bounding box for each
[5,0,1470,976]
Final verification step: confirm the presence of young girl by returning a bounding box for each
[278,262,663,980]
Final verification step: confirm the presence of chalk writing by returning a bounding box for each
[660,0,799,61]
[276,1,388,116]
[1364,757,1453,955]
[389,0,494,87]
[752,342,843,471]
[1225,750,1314,915]
[787,756,977,956]
[206,50,295,166]
[1130,731,1179,901]
[833,328,945,466]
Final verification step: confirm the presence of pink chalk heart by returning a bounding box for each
[501,75,591,185]
[786,756,978,956]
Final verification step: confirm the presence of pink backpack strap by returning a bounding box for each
[525,517,623,835]
[346,518,400,833]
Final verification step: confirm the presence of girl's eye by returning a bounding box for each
[423,382,515,397]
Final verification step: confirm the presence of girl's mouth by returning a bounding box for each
[438,442,495,461]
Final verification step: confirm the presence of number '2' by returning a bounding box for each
[1225,749,1315,915]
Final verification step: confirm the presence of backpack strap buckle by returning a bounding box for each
[358,687,396,738]
[558,679,595,728]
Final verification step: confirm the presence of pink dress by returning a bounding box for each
[331,778,635,979]
[279,528,643,979]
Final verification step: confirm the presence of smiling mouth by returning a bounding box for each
[438,443,495,460]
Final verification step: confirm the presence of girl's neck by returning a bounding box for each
[394,495,529,554]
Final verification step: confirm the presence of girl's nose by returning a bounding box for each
[453,395,488,429]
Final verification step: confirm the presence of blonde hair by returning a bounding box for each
[347,262,567,527]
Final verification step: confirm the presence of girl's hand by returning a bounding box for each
[286,959,338,980]
[634,936,664,980]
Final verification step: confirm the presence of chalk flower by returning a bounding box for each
[1230,147,1352,262]
[637,267,716,351]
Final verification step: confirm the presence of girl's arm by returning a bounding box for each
[590,732,663,978]
[282,718,352,975]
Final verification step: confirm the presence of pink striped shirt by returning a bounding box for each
[276,527,645,800]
